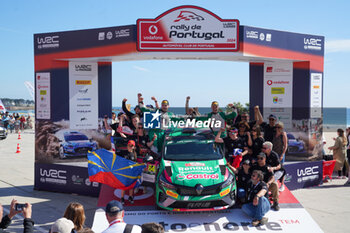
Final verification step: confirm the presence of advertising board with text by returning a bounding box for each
[137,5,239,52]
[310,73,323,118]
[69,62,98,129]
[36,72,51,119]
[263,62,293,129]
[92,208,323,233]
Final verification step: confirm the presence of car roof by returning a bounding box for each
[64,131,85,136]
[165,128,215,145]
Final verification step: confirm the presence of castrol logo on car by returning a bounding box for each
[177,173,219,180]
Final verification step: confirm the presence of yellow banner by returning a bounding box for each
[271,87,285,94]
[76,80,91,85]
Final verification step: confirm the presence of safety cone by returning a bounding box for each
[16,143,21,153]
[18,131,21,140]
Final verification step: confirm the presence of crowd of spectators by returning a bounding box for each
[0,111,33,133]
[98,94,291,226]
[0,200,164,233]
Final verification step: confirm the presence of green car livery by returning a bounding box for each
[155,128,236,211]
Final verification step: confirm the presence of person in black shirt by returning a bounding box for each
[242,170,270,227]
[132,123,157,158]
[227,159,251,203]
[237,121,252,149]
[250,152,280,211]
[249,125,265,163]
[260,114,277,142]
[215,127,248,163]
[0,200,34,233]
[262,142,286,192]
[122,98,143,119]
[119,140,138,205]
[233,106,263,129]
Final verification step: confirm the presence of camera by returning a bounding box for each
[15,203,27,211]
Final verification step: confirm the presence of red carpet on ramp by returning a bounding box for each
[97,184,299,208]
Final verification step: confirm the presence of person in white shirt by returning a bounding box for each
[102,200,141,233]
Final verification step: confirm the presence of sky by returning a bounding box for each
[0,0,349,108]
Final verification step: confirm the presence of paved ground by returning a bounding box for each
[0,131,349,232]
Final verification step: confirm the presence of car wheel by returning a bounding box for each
[59,147,66,159]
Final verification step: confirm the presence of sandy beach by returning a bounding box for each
[0,128,349,233]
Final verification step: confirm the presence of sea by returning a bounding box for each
[7,107,350,127]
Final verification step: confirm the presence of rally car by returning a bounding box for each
[155,128,236,211]
[59,131,97,159]
[287,133,306,155]
[0,126,7,139]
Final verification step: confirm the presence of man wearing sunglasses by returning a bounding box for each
[242,170,270,226]
[207,101,237,138]
[250,152,280,211]
[260,114,278,142]
[262,142,286,192]
[234,105,263,129]
[215,127,248,163]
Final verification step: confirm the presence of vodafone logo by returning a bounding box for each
[37,76,41,80]
[267,80,273,85]
[148,25,158,35]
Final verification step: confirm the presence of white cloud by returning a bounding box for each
[132,65,150,72]
[325,39,350,53]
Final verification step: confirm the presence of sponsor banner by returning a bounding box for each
[34,25,136,55]
[36,73,51,119]
[284,161,323,190]
[243,26,324,56]
[69,62,98,129]
[263,62,293,129]
[34,163,100,197]
[310,73,323,118]
[137,6,239,52]
[92,208,323,233]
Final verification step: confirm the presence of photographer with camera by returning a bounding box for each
[0,199,34,233]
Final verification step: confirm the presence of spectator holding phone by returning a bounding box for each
[0,199,34,233]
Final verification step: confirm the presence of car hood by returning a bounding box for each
[288,139,303,146]
[168,160,225,186]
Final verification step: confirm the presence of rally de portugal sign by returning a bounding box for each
[137,5,239,52]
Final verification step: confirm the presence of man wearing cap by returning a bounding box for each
[122,98,143,122]
[207,101,237,138]
[249,152,280,211]
[51,218,74,233]
[227,159,252,203]
[103,200,141,233]
[119,140,138,204]
[260,114,278,142]
[215,127,248,163]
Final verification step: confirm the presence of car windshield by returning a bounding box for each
[65,134,88,141]
[164,141,223,161]
[287,134,295,140]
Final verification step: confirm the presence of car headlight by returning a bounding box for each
[159,173,176,190]
[221,172,234,189]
